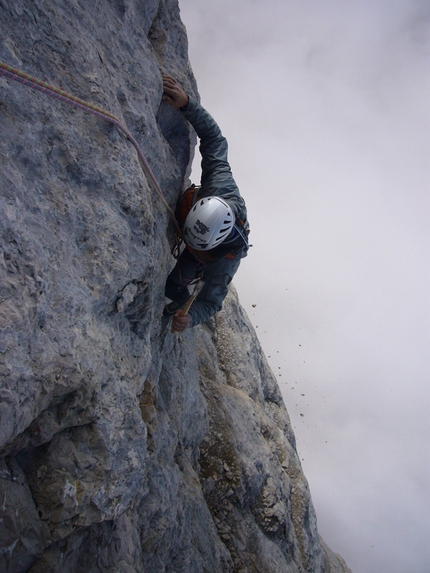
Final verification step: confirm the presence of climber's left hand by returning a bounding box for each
[162,76,189,109]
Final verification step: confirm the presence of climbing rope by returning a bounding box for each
[0,61,180,231]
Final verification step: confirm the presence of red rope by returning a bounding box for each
[0,61,180,230]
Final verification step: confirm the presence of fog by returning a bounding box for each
[179,1,430,572]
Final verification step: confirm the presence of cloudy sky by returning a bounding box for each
[178,1,430,572]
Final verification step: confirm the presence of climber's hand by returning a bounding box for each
[172,311,191,333]
[162,76,189,109]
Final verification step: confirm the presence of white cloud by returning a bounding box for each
[180,1,430,571]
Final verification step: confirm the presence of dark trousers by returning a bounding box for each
[165,249,205,302]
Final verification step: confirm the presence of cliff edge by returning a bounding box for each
[0,1,351,572]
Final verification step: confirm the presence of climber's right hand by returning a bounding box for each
[171,311,191,333]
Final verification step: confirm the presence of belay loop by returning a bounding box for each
[0,61,181,233]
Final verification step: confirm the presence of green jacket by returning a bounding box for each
[181,97,249,326]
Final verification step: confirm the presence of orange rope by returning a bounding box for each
[0,61,180,230]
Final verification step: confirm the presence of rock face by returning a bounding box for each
[0,1,351,572]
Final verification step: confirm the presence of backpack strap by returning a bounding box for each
[233,219,250,250]
[175,184,201,228]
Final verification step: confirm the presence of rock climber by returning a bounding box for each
[162,76,250,332]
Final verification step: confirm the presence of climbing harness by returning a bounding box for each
[0,61,180,231]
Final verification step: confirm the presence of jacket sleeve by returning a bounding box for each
[182,97,247,221]
[187,255,242,327]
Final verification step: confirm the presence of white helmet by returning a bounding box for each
[183,196,234,250]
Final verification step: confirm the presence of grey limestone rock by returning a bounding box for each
[0,1,351,571]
